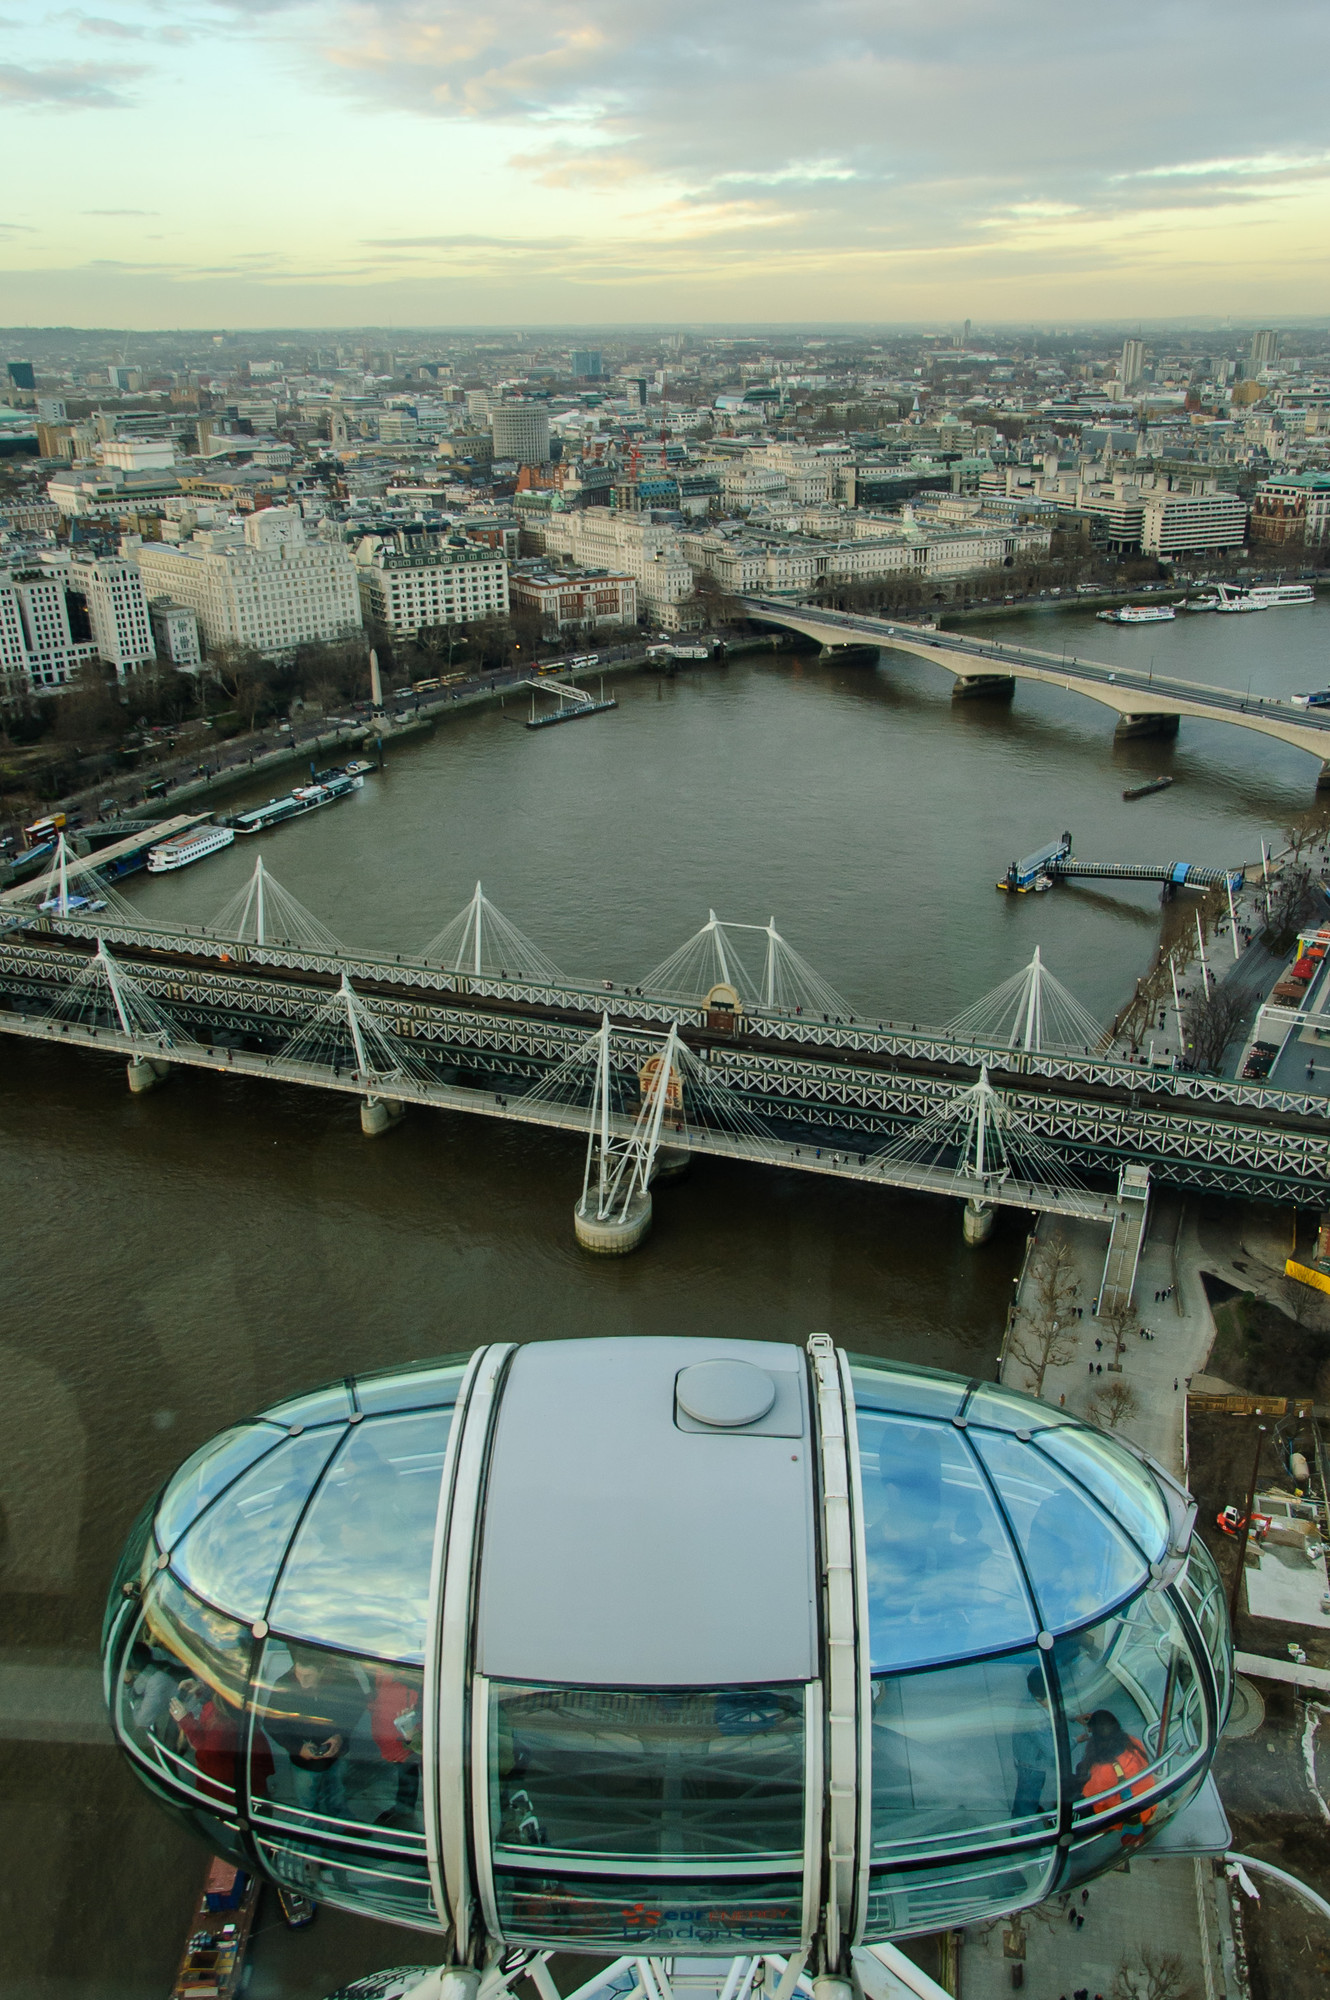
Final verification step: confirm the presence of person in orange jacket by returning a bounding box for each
[1074,1710,1156,1837]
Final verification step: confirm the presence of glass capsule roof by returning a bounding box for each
[152,1358,467,1663]
[849,1356,1172,1671]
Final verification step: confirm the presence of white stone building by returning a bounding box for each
[136,506,362,657]
[149,597,203,670]
[353,533,509,638]
[1140,490,1247,557]
[74,556,155,673]
[534,509,699,627]
[509,563,636,633]
[0,563,98,693]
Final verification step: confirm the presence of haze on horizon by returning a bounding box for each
[1,0,1327,331]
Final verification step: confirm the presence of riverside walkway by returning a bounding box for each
[742,598,1330,784]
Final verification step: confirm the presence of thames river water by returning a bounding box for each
[3,598,1329,1994]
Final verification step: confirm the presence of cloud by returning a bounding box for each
[0,58,145,105]
[309,0,1330,256]
[82,206,160,214]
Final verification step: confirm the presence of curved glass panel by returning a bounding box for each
[260,1382,354,1429]
[849,1357,967,1422]
[859,1414,1036,1669]
[863,1847,1056,1941]
[971,1428,1147,1633]
[172,1427,343,1625]
[964,1385,1075,1434]
[155,1422,287,1553]
[267,1410,452,1661]
[1055,1766,1208,1891]
[117,1572,254,1808]
[251,1637,426,1844]
[102,1495,157,1653]
[870,1649,1058,1858]
[488,1683,805,1861]
[256,1835,439,1931]
[1178,1536,1232,1721]
[1055,1587,1207,1834]
[1034,1427,1170,1563]
[355,1357,471,1415]
[491,1868,804,1949]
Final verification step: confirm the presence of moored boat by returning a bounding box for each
[1215,581,1314,613]
[225,769,363,835]
[1096,604,1176,624]
[148,824,235,873]
[1123,776,1174,801]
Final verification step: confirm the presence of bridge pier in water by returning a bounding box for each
[951,674,1016,701]
[962,1197,995,1245]
[1114,711,1180,740]
[126,1056,169,1094]
[574,1189,653,1255]
[360,1094,404,1136]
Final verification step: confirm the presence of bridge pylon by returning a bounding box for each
[574,1015,682,1253]
[44,938,181,1091]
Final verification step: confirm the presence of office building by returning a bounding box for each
[509,561,636,633]
[570,350,604,379]
[1120,338,1146,390]
[136,505,362,658]
[73,556,155,673]
[1253,471,1330,546]
[1247,328,1280,375]
[100,437,177,473]
[6,361,35,393]
[148,597,203,669]
[353,532,509,638]
[490,402,551,465]
[0,562,99,692]
[534,508,699,626]
[1140,490,1247,557]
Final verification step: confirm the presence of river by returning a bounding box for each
[2,598,1328,1995]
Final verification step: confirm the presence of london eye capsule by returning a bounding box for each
[103,1336,1231,1963]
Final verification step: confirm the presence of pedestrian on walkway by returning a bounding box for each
[1174,1378,1179,1391]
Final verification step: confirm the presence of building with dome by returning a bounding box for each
[102,1335,1231,1960]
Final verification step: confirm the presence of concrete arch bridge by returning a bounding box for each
[741,597,1330,786]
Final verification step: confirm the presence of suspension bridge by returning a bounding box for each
[741,598,1330,788]
[2,840,1328,1305]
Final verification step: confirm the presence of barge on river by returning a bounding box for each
[223,769,363,835]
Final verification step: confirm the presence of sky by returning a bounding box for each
[1,0,1329,329]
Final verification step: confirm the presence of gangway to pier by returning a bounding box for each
[1001,832,1243,895]
[1051,857,1245,892]
[519,678,617,729]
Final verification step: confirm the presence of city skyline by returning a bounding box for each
[1,0,1328,328]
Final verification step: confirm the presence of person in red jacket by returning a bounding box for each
[169,1677,272,1803]
[1075,1710,1156,1839]
[369,1669,423,1827]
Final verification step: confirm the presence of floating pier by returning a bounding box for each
[520,677,617,729]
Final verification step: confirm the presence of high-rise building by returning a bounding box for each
[490,402,551,464]
[570,350,604,379]
[136,505,362,657]
[1120,338,1146,389]
[72,556,155,674]
[1247,328,1281,375]
[0,562,99,692]
[6,361,35,392]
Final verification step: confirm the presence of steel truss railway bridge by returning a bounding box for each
[741,597,1330,786]
[2,865,1328,1300]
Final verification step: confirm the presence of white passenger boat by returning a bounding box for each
[148,824,236,873]
[1215,582,1315,613]
[1096,604,1176,624]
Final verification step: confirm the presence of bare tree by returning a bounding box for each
[1179,982,1245,1073]
[1007,1228,1081,1397]
[1111,1945,1195,2000]
[1086,1379,1142,1430]
[1099,1295,1137,1368]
